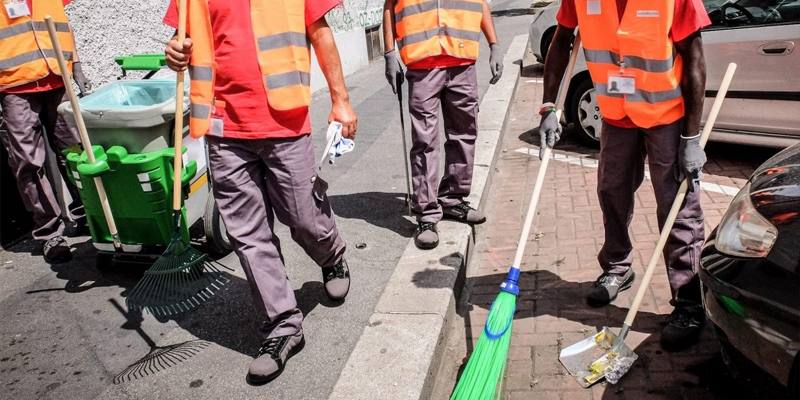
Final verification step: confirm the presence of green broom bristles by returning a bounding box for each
[451,289,517,400]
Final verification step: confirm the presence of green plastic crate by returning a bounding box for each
[65,145,197,250]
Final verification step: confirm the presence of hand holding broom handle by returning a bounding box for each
[613,62,738,347]
[44,16,121,249]
[172,0,188,214]
[503,32,582,292]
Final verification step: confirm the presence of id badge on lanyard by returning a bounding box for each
[3,0,31,18]
[209,100,226,138]
[607,63,636,95]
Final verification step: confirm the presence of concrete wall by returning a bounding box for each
[64,0,379,92]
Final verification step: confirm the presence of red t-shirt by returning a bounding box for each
[164,0,340,139]
[407,55,475,70]
[556,0,710,128]
[1,0,71,94]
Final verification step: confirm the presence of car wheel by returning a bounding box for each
[568,76,602,147]
[203,196,232,257]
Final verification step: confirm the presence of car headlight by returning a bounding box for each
[715,182,778,258]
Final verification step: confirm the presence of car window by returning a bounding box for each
[704,0,800,29]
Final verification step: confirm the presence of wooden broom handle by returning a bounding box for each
[622,63,738,328]
[512,32,582,268]
[172,0,187,211]
[45,16,120,245]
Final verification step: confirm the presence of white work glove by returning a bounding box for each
[384,49,404,94]
[489,43,503,84]
[538,105,561,160]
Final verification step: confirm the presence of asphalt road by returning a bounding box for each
[0,1,535,399]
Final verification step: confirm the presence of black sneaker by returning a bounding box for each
[414,222,439,250]
[247,331,305,385]
[43,236,71,264]
[586,270,635,307]
[322,258,350,301]
[661,304,705,351]
[442,201,486,225]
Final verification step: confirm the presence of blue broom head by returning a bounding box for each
[499,267,520,296]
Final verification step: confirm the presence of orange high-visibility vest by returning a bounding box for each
[0,0,75,91]
[394,0,484,65]
[575,0,684,128]
[187,0,311,138]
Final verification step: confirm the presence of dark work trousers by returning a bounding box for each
[0,88,84,240]
[406,64,479,224]
[597,120,704,305]
[207,134,346,338]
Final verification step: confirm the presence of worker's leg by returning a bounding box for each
[260,134,346,269]
[644,120,704,304]
[0,92,66,240]
[438,64,478,207]
[406,67,446,223]
[596,122,646,275]
[41,88,85,223]
[206,137,302,338]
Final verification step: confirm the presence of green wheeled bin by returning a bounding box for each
[59,79,231,265]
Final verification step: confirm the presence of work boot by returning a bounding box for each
[442,201,486,225]
[586,270,635,307]
[661,304,705,351]
[247,331,305,385]
[322,258,350,301]
[414,222,439,250]
[43,236,71,264]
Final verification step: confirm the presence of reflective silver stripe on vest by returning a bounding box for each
[190,103,211,119]
[441,0,483,13]
[584,49,674,73]
[397,26,480,48]
[0,21,70,40]
[0,49,72,70]
[395,0,437,23]
[265,71,311,89]
[189,65,213,81]
[595,84,682,103]
[257,32,308,52]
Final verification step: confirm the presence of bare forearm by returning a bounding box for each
[383,0,397,52]
[480,0,498,45]
[677,33,706,135]
[308,20,349,104]
[542,26,574,104]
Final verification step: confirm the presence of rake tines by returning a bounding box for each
[126,240,230,318]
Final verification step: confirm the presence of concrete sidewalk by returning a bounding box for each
[442,63,786,399]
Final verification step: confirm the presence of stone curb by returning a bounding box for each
[329,35,529,400]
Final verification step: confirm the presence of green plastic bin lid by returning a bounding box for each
[114,54,167,72]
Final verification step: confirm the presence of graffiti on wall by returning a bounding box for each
[326,0,384,32]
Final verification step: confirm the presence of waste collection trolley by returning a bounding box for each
[58,79,231,264]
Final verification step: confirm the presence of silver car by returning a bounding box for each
[529,0,800,148]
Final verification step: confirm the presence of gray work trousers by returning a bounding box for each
[0,88,83,240]
[597,120,704,304]
[207,134,346,338]
[406,64,479,223]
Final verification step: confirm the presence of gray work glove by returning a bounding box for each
[72,62,92,96]
[676,133,707,192]
[489,43,503,84]
[538,109,561,160]
[384,49,404,94]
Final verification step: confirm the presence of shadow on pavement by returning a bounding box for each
[329,191,417,238]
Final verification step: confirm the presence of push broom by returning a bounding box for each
[45,17,122,252]
[450,32,583,400]
[559,62,738,387]
[126,0,229,317]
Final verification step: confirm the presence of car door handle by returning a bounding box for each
[759,41,794,55]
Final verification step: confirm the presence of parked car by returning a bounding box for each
[528,0,800,148]
[699,142,800,397]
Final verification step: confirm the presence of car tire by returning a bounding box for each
[203,196,232,257]
[568,76,602,148]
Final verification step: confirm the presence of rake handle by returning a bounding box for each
[45,16,121,249]
[511,32,582,268]
[621,63,738,330]
[172,0,187,212]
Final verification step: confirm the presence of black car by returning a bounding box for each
[700,143,800,396]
